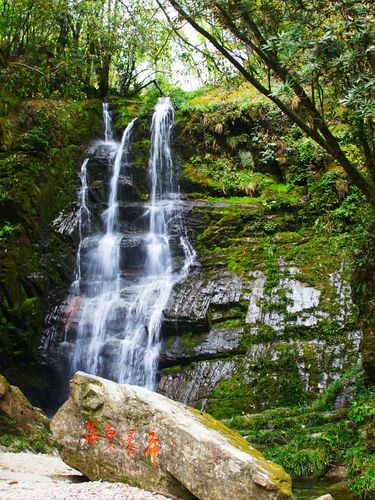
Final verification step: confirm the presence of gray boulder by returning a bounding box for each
[52,372,292,499]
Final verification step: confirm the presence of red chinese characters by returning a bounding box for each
[105,423,116,450]
[127,428,136,457]
[84,422,161,466]
[145,431,160,466]
[85,421,98,446]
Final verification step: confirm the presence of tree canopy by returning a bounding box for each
[163,0,375,206]
[0,0,172,98]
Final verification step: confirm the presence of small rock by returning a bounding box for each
[0,373,50,438]
[325,465,349,479]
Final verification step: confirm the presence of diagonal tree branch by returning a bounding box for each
[167,0,375,206]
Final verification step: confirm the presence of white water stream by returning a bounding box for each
[68,98,195,389]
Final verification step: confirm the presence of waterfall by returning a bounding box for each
[49,98,196,394]
[70,158,90,297]
[71,117,137,375]
[113,98,180,388]
[104,119,137,234]
[102,103,113,143]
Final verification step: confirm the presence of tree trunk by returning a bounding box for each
[98,55,111,98]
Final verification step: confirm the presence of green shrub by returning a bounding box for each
[348,392,375,424]
[265,446,330,478]
[0,222,15,238]
[307,171,343,212]
[349,455,375,499]
[20,126,50,153]
[286,136,327,185]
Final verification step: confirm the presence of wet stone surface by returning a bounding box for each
[158,359,238,407]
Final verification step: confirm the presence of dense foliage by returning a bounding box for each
[228,365,375,498]
[165,0,375,206]
[0,0,171,98]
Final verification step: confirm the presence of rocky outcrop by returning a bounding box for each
[52,371,292,500]
[158,224,362,412]
[159,359,238,408]
[163,270,243,335]
[0,373,50,439]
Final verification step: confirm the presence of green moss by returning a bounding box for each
[0,99,104,400]
[109,98,142,130]
[120,475,142,489]
[161,365,182,376]
[178,331,202,349]
[190,407,263,456]
[0,432,53,454]
[188,407,292,496]
[205,365,251,419]
[164,336,175,349]
[210,318,243,329]
[180,83,268,113]
[220,367,373,497]
[206,196,261,205]
[206,338,345,418]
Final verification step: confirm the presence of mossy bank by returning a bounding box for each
[0,99,104,403]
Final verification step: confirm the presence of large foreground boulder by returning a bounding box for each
[52,372,292,499]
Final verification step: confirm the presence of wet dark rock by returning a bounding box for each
[86,143,141,206]
[53,206,80,242]
[117,174,140,202]
[158,359,238,407]
[103,306,129,334]
[41,302,69,348]
[117,202,151,231]
[162,271,243,335]
[55,341,74,366]
[86,142,116,183]
[120,234,147,268]
[163,275,210,332]
[159,326,244,367]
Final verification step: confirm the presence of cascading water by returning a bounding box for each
[48,97,196,393]
[71,116,137,376]
[113,98,186,388]
[103,102,114,143]
[71,158,90,296]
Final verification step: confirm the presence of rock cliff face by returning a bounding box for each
[0,95,366,419]
[33,97,363,418]
[157,198,361,417]
[52,371,292,500]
